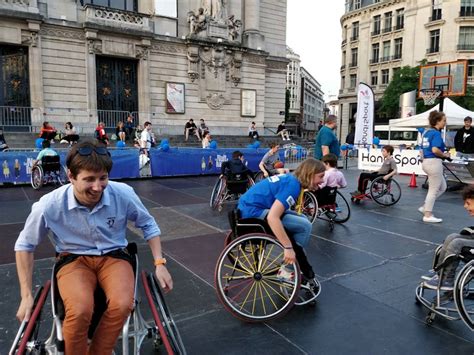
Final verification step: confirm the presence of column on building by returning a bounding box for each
[27,20,44,126]
[137,39,151,125]
[85,30,99,125]
[243,0,264,50]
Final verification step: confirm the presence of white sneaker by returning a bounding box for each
[418,206,424,214]
[60,139,68,144]
[423,215,442,223]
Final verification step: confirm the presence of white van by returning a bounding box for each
[374,125,419,146]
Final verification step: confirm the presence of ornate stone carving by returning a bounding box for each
[0,0,29,5]
[21,31,38,47]
[206,92,225,109]
[244,54,266,65]
[230,51,242,86]
[40,27,86,40]
[227,15,242,41]
[151,43,186,54]
[87,39,102,54]
[187,45,200,82]
[199,45,233,78]
[135,45,149,60]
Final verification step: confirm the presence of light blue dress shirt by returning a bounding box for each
[14,181,161,254]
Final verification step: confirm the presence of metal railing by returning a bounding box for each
[426,47,440,54]
[460,8,474,17]
[0,106,32,131]
[393,23,404,31]
[350,36,359,42]
[382,27,391,34]
[457,44,474,51]
[97,110,139,130]
[370,58,379,64]
[371,30,381,36]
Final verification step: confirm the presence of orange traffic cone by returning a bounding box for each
[409,172,417,188]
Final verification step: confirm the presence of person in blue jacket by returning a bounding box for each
[238,158,326,285]
[419,110,451,223]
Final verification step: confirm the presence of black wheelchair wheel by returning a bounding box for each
[210,177,225,210]
[215,234,301,322]
[30,165,44,190]
[141,271,186,355]
[454,260,474,331]
[13,280,51,355]
[56,165,69,186]
[317,191,350,224]
[301,191,318,224]
[369,176,401,206]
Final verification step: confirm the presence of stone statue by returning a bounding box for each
[227,15,242,41]
[200,0,226,20]
[188,8,208,35]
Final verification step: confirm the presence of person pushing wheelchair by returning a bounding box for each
[14,140,173,355]
[237,158,326,287]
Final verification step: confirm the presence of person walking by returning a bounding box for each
[314,115,340,160]
[419,110,450,223]
[454,116,474,156]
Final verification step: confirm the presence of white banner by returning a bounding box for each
[358,148,426,176]
[354,83,374,146]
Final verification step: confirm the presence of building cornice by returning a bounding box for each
[341,0,405,25]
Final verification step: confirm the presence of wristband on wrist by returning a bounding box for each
[154,258,167,266]
[283,246,293,250]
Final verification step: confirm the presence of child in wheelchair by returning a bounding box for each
[34,139,59,167]
[351,145,397,197]
[316,153,347,206]
[221,151,253,195]
[259,142,289,178]
[421,184,474,290]
[237,158,326,287]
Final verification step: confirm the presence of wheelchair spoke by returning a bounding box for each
[240,281,258,311]
[261,279,293,302]
[239,244,257,273]
[223,260,254,276]
[257,282,267,315]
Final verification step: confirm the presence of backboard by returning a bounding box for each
[418,60,468,97]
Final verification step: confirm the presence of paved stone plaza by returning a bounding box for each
[1,168,474,354]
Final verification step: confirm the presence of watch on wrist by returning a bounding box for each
[154,258,167,266]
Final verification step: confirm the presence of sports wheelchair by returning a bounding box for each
[30,155,68,190]
[210,173,255,211]
[214,209,321,322]
[350,175,401,206]
[9,243,186,355]
[298,187,351,231]
[415,244,474,331]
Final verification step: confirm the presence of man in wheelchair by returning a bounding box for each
[237,158,326,286]
[221,150,252,195]
[14,140,173,354]
[422,185,474,290]
[351,145,397,197]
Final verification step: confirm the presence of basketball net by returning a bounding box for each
[419,89,442,106]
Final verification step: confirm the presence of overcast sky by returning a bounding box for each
[287,1,345,101]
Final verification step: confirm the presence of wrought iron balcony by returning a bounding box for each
[460,8,474,17]
[392,54,402,60]
[382,27,392,34]
[393,23,404,31]
[370,58,379,64]
[371,30,381,36]
[350,36,359,42]
[426,47,440,54]
[380,56,391,62]
[457,44,474,51]
[349,62,358,68]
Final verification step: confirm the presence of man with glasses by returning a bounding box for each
[14,140,173,354]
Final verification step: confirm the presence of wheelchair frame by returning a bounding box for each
[9,247,186,355]
[415,246,474,331]
[214,212,321,322]
[300,189,351,231]
[30,156,68,190]
[350,175,402,207]
[210,174,254,212]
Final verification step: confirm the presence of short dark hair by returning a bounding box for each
[324,115,337,124]
[428,110,446,127]
[269,142,279,149]
[144,121,151,127]
[462,184,474,201]
[382,145,394,155]
[465,116,472,122]
[66,140,112,178]
[232,151,243,159]
[42,140,50,149]
[321,153,338,167]
[189,118,194,122]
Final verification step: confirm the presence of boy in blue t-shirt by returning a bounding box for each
[34,139,58,166]
[238,158,326,284]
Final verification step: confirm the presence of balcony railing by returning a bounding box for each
[98,110,139,130]
[380,56,391,62]
[84,4,151,32]
[382,27,392,34]
[342,39,347,45]
[0,106,32,131]
[370,58,379,64]
[392,54,402,60]
[457,44,474,50]
[350,36,359,41]
[349,62,358,68]
[429,13,442,22]
[393,23,404,31]
[427,47,440,54]
[340,65,346,70]
[371,30,381,36]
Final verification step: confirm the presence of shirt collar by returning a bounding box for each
[66,184,111,211]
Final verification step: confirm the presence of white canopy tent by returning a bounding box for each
[388,98,474,128]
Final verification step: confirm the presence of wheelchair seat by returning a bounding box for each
[41,155,60,173]
[225,173,250,195]
[228,208,270,237]
[315,186,337,207]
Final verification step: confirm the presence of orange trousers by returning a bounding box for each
[56,256,134,355]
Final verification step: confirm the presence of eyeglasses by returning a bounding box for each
[76,146,110,157]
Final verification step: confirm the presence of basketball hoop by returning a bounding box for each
[419,89,442,106]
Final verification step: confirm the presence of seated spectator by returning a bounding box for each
[60,122,79,146]
[319,153,347,189]
[248,122,259,139]
[116,121,126,142]
[125,115,135,142]
[259,142,288,177]
[276,121,290,141]
[202,132,212,148]
[185,118,201,141]
[221,151,251,178]
[198,119,209,139]
[39,121,57,142]
[34,139,58,166]
[0,129,9,151]
[95,122,109,145]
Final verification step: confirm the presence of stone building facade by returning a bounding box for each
[339,0,474,142]
[300,66,324,133]
[0,0,288,135]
